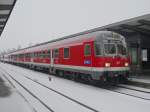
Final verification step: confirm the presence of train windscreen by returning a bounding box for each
[117,44,127,55]
[104,44,116,55]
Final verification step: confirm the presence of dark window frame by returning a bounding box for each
[47,50,51,58]
[63,47,70,59]
[84,44,91,56]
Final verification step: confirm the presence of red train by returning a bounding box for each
[1,31,130,83]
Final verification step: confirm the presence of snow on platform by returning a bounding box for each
[0,73,33,112]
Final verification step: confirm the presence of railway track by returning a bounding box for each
[115,85,150,94]
[13,65,150,96]
[24,71,150,102]
[24,76,99,112]
[0,68,55,112]
[0,67,99,112]
[101,85,150,101]
[17,65,150,102]
[25,74,150,101]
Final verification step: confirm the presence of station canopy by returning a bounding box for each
[16,13,150,51]
[43,13,150,45]
[77,13,150,37]
[102,14,150,36]
[0,0,16,36]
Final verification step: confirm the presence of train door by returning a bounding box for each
[51,49,54,67]
[84,42,92,68]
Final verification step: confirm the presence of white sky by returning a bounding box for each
[0,0,150,52]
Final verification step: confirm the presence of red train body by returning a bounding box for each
[1,31,130,83]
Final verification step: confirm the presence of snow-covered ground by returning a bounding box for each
[0,72,33,112]
[0,62,150,112]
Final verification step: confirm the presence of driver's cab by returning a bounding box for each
[94,31,128,57]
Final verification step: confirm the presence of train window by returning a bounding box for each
[104,44,116,55]
[39,52,41,57]
[40,52,43,58]
[42,51,46,58]
[26,53,30,58]
[26,53,28,58]
[47,50,51,58]
[31,53,34,58]
[84,44,91,56]
[64,48,70,58]
[38,52,41,57]
[37,52,39,57]
[35,52,37,57]
[28,53,30,58]
[117,44,127,55]
[54,49,59,58]
[35,52,38,57]
[94,42,102,56]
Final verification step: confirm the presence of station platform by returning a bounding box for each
[131,75,150,84]
[0,73,33,112]
[129,75,150,89]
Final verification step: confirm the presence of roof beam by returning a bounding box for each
[106,28,133,36]
[106,28,123,31]
[0,28,2,33]
[107,27,135,33]
[138,19,150,26]
[0,18,7,21]
[106,28,123,33]
[0,18,6,22]
[0,21,5,25]
[0,14,8,19]
[0,5,12,10]
[120,24,150,35]
[0,0,17,37]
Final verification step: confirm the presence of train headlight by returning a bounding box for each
[125,62,129,67]
[105,63,111,67]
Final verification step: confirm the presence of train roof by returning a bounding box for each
[8,30,117,55]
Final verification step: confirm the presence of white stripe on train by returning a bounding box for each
[9,61,129,72]
[53,64,129,72]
